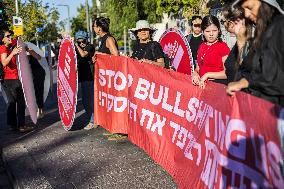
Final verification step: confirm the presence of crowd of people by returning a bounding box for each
[0,0,284,138]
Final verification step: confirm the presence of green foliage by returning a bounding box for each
[156,0,210,18]
[99,0,160,40]
[41,22,60,42]
[71,4,87,36]
[18,0,48,42]
[1,0,15,29]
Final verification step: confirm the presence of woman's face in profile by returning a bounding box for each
[241,0,261,23]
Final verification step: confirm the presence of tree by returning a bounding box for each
[40,9,60,43]
[0,0,15,30]
[71,4,88,36]
[99,0,160,40]
[41,22,59,42]
[18,0,48,41]
[156,0,224,19]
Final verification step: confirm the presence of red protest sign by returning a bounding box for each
[95,54,284,189]
[159,29,194,75]
[57,37,78,130]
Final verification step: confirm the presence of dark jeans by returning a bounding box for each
[1,79,25,128]
[80,81,94,120]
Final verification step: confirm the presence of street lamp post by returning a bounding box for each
[15,0,19,16]
[57,4,70,34]
[85,0,90,36]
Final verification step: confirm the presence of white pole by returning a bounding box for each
[67,5,70,34]
[15,0,19,16]
[86,0,90,37]
[57,4,71,34]
[123,26,127,55]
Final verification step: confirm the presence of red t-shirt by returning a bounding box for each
[197,41,230,77]
[0,45,19,80]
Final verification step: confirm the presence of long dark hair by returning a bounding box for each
[251,2,275,50]
[201,15,222,41]
[223,4,245,21]
[0,30,9,45]
[223,4,253,69]
[93,17,110,33]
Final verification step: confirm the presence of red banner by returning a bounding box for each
[57,37,78,130]
[94,54,284,189]
[159,29,194,75]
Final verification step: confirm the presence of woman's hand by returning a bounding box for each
[12,45,22,56]
[191,71,200,86]
[199,73,209,89]
[226,81,242,96]
[234,19,247,49]
[226,78,249,96]
[92,51,104,63]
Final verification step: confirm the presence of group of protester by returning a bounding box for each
[191,0,284,107]
[75,17,166,140]
[1,0,284,140]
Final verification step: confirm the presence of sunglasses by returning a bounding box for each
[77,39,87,44]
[193,24,201,28]
[137,28,150,32]
[5,34,12,38]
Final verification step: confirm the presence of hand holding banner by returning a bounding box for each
[95,54,284,189]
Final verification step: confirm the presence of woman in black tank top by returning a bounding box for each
[92,17,127,140]
[92,17,119,56]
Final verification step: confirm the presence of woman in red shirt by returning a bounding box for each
[192,15,230,89]
[0,30,32,132]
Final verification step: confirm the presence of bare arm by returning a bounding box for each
[75,44,89,57]
[1,46,22,66]
[143,57,165,67]
[106,37,119,56]
[27,48,41,61]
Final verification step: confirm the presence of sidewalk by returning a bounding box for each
[0,83,177,188]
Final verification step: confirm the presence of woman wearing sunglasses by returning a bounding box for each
[130,20,165,67]
[0,30,33,132]
[222,4,252,84]
[75,30,96,130]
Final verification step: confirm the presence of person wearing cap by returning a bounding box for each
[130,20,165,67]
[226,0,284,106]
[186,16,204,69]
[74,30,96,130]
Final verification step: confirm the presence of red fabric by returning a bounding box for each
[197,41,230,77]
[0,45,18,80]
[95,54,283,189]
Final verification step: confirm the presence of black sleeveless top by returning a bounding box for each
[98,33,118,55]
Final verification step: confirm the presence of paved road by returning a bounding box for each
[0,69,177,188]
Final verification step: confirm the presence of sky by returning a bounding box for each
[22,0,93,22]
